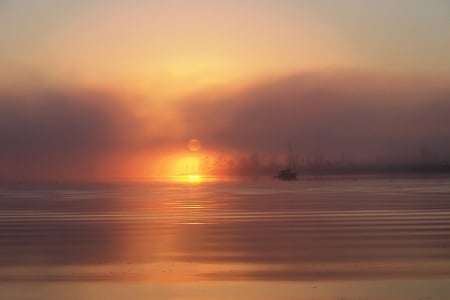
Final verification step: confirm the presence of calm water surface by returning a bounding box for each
[0,176,449,299]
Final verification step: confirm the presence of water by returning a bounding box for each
[0,176,449,300]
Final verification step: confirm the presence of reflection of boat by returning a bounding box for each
[275,144,297,180]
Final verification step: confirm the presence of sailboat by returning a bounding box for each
[275,144,297,180]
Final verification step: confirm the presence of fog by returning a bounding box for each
[0,72,449,180]
[178,72,450,164]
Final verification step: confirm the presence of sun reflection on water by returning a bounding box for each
[170,174,203,184]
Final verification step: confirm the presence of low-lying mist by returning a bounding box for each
[0,71,449,181]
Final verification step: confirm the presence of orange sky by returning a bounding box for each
[2,1,449,97]
[1,1,359,99]
[0,1,449,181]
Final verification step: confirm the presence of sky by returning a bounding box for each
[0,0,449,181]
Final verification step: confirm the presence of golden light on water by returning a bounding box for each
[169,174,203,184]
[168,172,203,183]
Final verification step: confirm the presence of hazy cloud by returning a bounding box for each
[0,88,141,181]
[0,72,449,181]
[177,72,450,162]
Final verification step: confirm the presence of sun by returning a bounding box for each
[169,174,203,184]
[166,155,203,183]
[163,139,206,183]
[186,174,202,183]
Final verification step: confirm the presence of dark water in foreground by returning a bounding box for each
[0,176,449,300]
